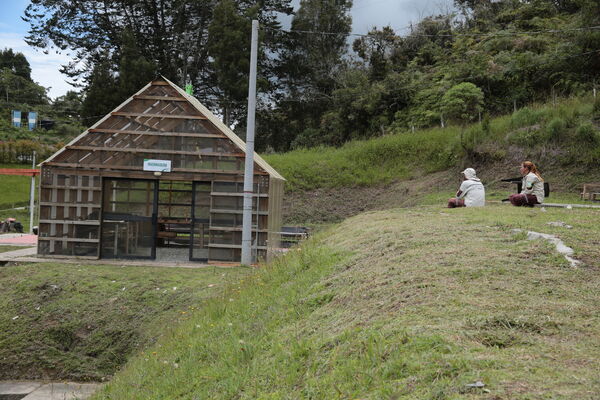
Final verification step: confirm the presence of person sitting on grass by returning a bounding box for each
[508,161,544,207]
[447,168,485,208]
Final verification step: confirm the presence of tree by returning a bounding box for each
[81,60,118,125]
[440,82,484,125]
[207,0,255,127]
[23,0,293,125]
[352,26,402,81]
[271,0,353,150]
[52,91,83,119]
[0,67,47,106]
[0,49,32,81]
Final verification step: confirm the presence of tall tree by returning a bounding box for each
[207,1,257,127]
[0,49,32,81]
[272,0,353,150]
[24,0,292,123]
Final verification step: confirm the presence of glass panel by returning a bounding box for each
[158,181,193,219]
[217,157,239,171]
[101,220,154,259]
[191,222,209,260]
[191,181,211,260]
[182,137,214,152]
[72,242,98,257]
[103,180,155,217]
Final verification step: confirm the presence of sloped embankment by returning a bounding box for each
[92,205,600,399]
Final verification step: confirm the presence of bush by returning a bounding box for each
[507,127,542,146]
[545,117,567,142]
[576,122,599,144]
[510,107,545,128]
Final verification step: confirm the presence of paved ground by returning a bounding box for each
[0,247,37,261]
[0,381,101,400]
[0,234,37,246]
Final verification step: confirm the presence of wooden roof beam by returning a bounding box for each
[66,145,244,157]
[111,112,207,120]
[88,129,224,138]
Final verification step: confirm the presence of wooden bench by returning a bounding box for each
[581,184,600,201]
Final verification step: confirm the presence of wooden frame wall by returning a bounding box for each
[37,79,284,263]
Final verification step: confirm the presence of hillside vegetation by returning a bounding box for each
[266,96,600,192]
[91,205,600,399]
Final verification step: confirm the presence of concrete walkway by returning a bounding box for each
[0,246,37,261]
[0,381,101,400]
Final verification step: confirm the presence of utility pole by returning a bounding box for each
[29,151,36,234]
[241,20,259,266]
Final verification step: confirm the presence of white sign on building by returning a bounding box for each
[143,159,172,172]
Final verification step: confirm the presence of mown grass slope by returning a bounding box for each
[92,205,600,399]
[0,264,250,381]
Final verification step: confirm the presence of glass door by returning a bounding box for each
[101,179,157,259]
[190,182,210,261]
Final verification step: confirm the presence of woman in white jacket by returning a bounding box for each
[509,161,544,207]
[447,168,485,208]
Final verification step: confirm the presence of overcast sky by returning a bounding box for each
[0,0,454,99]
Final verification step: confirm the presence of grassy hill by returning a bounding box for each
[0,263,250,381]
[91,205,600,399]
[1,95,600,397]
[264,95,600,223]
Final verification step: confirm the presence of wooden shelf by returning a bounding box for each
[38,237,99,243]
[208,243,267,250]
[209,226,267,233]
[40,202,100,208]
[211,192,268,197]
[210,209,268,215]
[40,185,101,191]
[39,220,100,225]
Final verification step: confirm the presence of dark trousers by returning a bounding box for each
[509,193,539,207]
[447,198,465,208]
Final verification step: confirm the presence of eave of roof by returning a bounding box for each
[162,76,285,181]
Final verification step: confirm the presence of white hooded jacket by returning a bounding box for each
[457,168,485,207]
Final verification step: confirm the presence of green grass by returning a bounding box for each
[265,95,600,192]
[265,127,461,191]
[0,245,30,253]
[0,263,251,381]
[91,204,600,399]
[0,163,37,210]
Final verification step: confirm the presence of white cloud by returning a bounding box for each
[0,32,76,99]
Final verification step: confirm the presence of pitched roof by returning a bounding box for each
[42,77,285,181]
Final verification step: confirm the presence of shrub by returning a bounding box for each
[594,96,600,117]
[576,122,599,144]
[510,107,544,128]
[545,117,567,142]
[507,127,541,146]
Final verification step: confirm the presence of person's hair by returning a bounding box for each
[522,161,543,181]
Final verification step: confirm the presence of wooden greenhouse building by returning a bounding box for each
[37,77,284,263]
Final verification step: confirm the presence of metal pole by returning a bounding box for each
[29,151,36,234]
[241,19,259,265]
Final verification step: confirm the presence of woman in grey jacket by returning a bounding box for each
[509,161,544,207]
